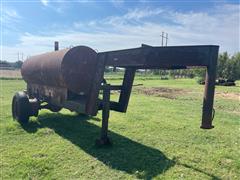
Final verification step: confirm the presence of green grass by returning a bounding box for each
[0,78,239,179]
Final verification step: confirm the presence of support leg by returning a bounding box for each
[96,84,111,146]
[201,48,218,129]
[118,68,136,112]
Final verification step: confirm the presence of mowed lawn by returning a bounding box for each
[0,78,239,179]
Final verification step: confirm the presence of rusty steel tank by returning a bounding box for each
[21,46,98,95]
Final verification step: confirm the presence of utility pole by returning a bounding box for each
[160,31,169,46]
[159,32,169,76]
[17,52,24,61]
[161,32,164,46]
[165,33,168,46]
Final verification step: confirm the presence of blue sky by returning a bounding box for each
[1,0,239,61]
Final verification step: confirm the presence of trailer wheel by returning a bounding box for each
[12,91,30,124]
[49,104,62,112]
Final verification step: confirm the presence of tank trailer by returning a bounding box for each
[12,42,219,145]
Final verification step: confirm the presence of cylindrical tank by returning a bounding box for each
[21,46,98,94]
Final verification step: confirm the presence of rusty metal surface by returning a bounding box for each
[201,46,219,129]
[118,68,136,112]
[85,54,106,115]
[15,43,220,144]
[61,46,97,94]
[27,83,67,105]
[100,45,219,68]
[21,46,98,94]
[22,44,219,124]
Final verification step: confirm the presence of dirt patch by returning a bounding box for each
[0,70,21,78]
[135,87,188,99]
[216,92,240,101]
[228,111,240,115]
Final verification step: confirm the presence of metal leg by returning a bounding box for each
[96,84,112,146]
[201,48,218,129]
[118,68,136,112]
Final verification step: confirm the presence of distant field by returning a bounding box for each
[0,78,239,179]
[0,69,21,78]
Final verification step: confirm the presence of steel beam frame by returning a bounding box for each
[94,45,219,142]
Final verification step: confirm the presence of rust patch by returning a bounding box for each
[135,87,188,99]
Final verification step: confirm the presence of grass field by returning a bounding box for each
[0,77,239,179]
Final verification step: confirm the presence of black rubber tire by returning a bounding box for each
[12,91,30,124]
[49,104,62,112]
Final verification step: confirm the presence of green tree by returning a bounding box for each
[14,61,23,69]
[217,52,229,79]
[194,52,240,84]
[228,52,240,80]
[216,52,240,81]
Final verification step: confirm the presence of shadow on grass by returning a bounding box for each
[22,113,174,179]
[21,113,220,179]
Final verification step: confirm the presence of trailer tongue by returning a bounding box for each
[12,42,219,145]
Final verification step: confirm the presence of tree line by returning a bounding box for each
[145,52,240,83]
[0,60,23,69]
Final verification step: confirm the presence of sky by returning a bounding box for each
[0,0,239,62]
